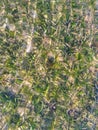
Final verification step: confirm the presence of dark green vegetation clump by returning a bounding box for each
[0,0,96,130]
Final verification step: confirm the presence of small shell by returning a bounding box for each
[47,52,55,64]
